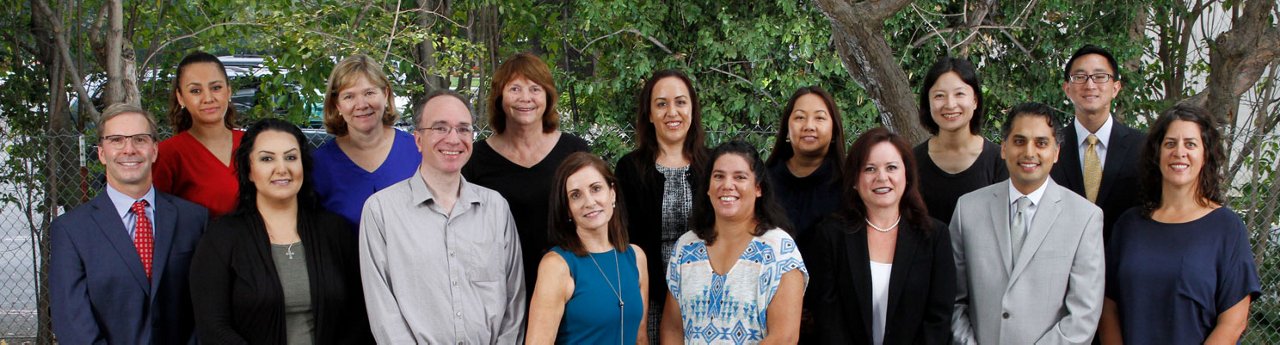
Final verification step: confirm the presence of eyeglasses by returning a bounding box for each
[1068,73,1116,84]
[101,134,156,148]
[416,125,475,137]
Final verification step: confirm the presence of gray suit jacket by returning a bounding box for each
[949,178,1104,345]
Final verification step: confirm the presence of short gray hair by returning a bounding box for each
[97,103,159,140]
[412,89,473,130]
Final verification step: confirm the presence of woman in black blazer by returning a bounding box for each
[809,127,955,344]
[190,119,373,344]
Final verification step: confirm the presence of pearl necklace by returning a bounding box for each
[588,250,624,345]
[865,216,901,232]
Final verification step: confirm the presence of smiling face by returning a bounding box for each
[649,76,693,146]
[99,112,158,196]
[336,76,390,134]
[707,153,763,223]
[564,166,617,233]
[928,72,978,134]
[1001,114,1060,194]
[415,96,474,176]
[787,93,834,158]
[1159,119,1205,190]
[175,62,230,127]
[855,142,907,211]
[501,75,547,129]
[1063,53,1122,118]
[249,130,304,204]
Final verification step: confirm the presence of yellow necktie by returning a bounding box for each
[1084,134,1101,203]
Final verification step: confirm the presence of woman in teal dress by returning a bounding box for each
[527,152,649,344]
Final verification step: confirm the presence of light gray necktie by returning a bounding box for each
[1011,196,1031,261]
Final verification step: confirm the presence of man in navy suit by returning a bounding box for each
[50,104,207,344]
[1050,45,1146,242]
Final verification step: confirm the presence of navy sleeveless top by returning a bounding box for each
[551,246,643,344]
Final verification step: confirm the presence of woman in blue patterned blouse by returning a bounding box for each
[660,140,808,344]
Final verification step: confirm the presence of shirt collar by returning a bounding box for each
[105,184,156,218]
[1008,178,1049,207]
[408,168,482,209]
[1073,115,1114,148]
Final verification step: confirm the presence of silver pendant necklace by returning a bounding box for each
[285,242,297,260]
[588,249,624,345]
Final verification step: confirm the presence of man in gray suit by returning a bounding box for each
[950,102,1104,344]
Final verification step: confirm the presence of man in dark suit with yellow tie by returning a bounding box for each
[50,104,208,344]
[1050,45,1146,243]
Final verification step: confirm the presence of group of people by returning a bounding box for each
[48,44,1259,345]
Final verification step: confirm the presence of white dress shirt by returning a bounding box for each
[1073,115,1113,169]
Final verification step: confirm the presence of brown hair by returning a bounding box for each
[632,70,708,173]
[547,152,630,255]
[487,52,559,135]
[99,103,159,139]
[691,140,790,245]
[322,54,399,137]
[1139,104,1225,216]
[842,127,933,236]
[166,51,238,132]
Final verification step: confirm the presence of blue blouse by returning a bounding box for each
[311,129,421,228]
[1106,207,1261,344]
[550,246,643,345]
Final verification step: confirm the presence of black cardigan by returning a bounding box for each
[614,150,705,310]
[190,208,374,344]
[809,215,956,344]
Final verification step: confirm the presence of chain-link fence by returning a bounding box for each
[2,128,1278,343]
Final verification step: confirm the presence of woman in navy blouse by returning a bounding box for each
[1098,105,1260,344]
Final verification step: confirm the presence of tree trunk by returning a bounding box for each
[1177,0,1279,125]
[470,4,501,125]
[816,0,929,144]
[415,0,449,95]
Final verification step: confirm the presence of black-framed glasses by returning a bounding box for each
[1068,73,1116,84]
[416,125,475,137]
[101,134,156,148]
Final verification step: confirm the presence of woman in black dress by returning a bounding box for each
[911,57,1005,224]
[614,69,709,341]
[190,119,373,344]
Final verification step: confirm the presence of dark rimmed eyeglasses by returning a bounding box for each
[1068,73,1116,84]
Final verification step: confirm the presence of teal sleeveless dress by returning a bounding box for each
[550,246,644,344]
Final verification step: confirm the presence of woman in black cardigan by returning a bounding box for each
[614,69,708,340]
[190,118,373,344]
[809,128,955,344]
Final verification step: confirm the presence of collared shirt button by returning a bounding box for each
[1002,312,1010,319]
[449,251,455,257]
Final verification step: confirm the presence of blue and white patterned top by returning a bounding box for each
[665,228,808,344]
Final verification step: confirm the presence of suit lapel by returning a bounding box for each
[844,228,874,337]
[88,194,150,291]
[1096,123,1132,205]
[1010,181,1063,283]
[884,223,919,335]
[1058,128,1086,195]
[149,194,179,296]
[987,186,1013,274]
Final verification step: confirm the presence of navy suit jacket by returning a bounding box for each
[50,190,207,344]
[1050,120,1145,243]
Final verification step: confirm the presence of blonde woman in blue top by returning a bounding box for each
[527,152,649,344]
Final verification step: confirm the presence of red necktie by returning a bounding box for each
[131,200,153,279]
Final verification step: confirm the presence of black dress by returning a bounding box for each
[189,208,374,344]
[461,132,590,294]
[912,139,1006,224]
[767,157,843,251]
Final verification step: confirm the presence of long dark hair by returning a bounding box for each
[692,140,790,245]
[547,152,630,256]
[233,118,318,214]
[917,57,984,136]
[841,127,933,235]
[766,86,846,182]
[633,69,708,169]
[1139,104,1225,216]
[167,51,238,132]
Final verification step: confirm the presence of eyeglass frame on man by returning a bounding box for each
[1068,73,1117,84]
[415,125,475,137]
[101,134,157,148]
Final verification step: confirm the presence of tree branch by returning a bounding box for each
[576,28,672,54]
[383,0,404,62]
[138,22,268,74]
[707,66,778,106]
[31,0,100,120]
